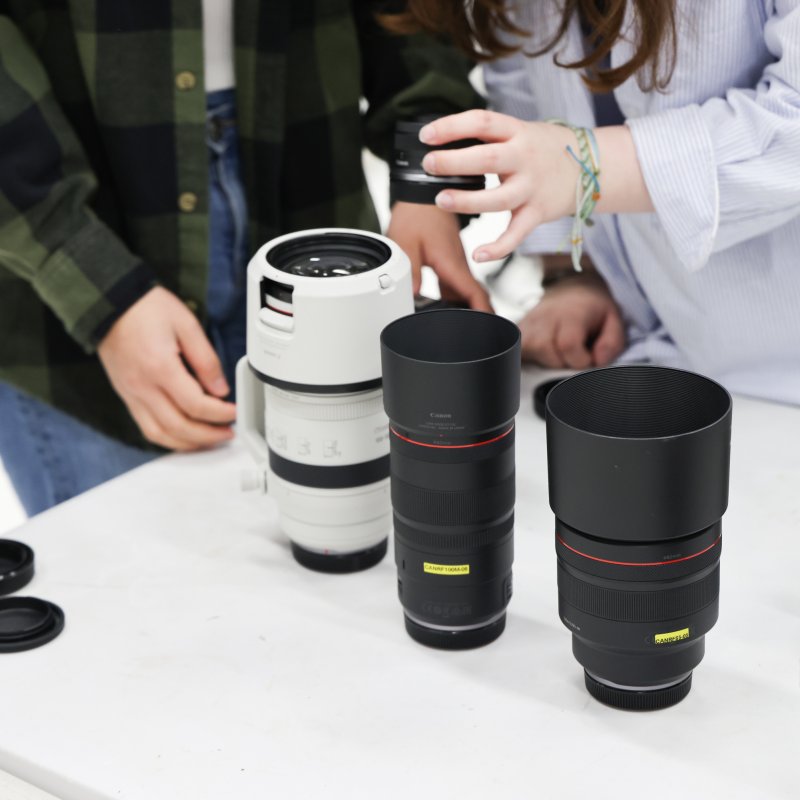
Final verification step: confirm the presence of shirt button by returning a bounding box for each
[175,70,197,91]
[178,192,198,213]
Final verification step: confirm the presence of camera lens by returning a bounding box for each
[241,229,414,574]
[381,310,521,649]
[546,366,732,710]
[390,120,486,206]
[267,231,391,278]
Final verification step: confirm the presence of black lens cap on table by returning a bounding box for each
[0,539,65,651]
[533,378,566,420]
[0,597,65,653]
[0,539,35,596]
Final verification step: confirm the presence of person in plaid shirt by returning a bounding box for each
[0,1,487,515]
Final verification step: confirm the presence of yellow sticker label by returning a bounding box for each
[424,563,470,576]
[654,627,690,645]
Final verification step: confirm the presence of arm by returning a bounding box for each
[0,15,155,350]
[0,17,235,450]
[417,4,800,269]
[356,2,492,310]
[627,1,800,269]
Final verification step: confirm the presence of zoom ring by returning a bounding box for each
[391,474,515,525]
[393,513,514,552]
[557,562,720,623]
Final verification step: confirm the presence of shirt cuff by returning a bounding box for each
[627,105,719,272]
[32,217,157,352]
[518,218,573,255]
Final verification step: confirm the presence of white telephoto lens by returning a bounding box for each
[237,229,414,572]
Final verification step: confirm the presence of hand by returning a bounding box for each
[520,272,626,369]
[418,111,652,262]
[386,201,492,311]
[98,287,236,451]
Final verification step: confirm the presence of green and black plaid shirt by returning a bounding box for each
[0,0,480,446]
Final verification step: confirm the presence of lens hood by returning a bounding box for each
[546,366,732,541]
[246,228,414,391]
[381,310,521,439]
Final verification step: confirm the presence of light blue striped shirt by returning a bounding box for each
[485,0,800,404]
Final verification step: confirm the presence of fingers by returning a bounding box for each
[473,206,542,262]
[128,390,234,451]
[174,311,229,397]
[555,319,593,370]
[127,397,185,452]
[440,273,494,312]
[152,390,235,450]
[405,244,423,296]
[592,308,626,365]
[164,367,237,425]
[420,110,521,146]
[465,282,494,312]
[435,177,529,215]
[519,309,563,368]
[423,143,515,178]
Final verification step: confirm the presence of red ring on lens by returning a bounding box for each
[556,534,721,567]
[390,425,514,450]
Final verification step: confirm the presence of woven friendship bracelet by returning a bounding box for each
[547,120,602,272]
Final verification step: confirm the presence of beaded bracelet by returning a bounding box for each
[547,120,602,273]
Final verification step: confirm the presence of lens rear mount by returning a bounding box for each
[291,539,388,574]
[404,611,506,650]
[584,670,693,711]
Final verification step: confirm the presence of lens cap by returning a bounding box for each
[0,539,34,596]
[0,596,65,653]
[533,378,565,421]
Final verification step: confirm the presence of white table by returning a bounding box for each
[1,368,798,800]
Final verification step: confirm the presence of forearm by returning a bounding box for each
[0,16,155,351]
[592,125,654,216]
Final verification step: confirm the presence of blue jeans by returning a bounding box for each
[0,89,249,517]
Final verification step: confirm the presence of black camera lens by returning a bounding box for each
[390,120,486,206]
[546,366,732,710]
[381,310,521,649]
[267,232,391,278]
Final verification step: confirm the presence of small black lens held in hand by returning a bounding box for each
[546,366,732,710]
[381,310,521,649]
[390,120,486,206]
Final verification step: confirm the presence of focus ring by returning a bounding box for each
[393,513,514,552]
[391,474,515,525]
[265,386,384,422]
[557,562,720,623]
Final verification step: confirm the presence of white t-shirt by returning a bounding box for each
[203,0,235,91]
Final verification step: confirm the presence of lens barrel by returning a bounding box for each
[381,310,521,649]
[546,366,732,710]
[243,229,414,573]
[390,121,486,206]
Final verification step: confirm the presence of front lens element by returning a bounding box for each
[267,232,391,278]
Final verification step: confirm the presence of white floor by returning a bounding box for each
[0,151,540,538]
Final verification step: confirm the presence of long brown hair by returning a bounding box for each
[381,0,678,93]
